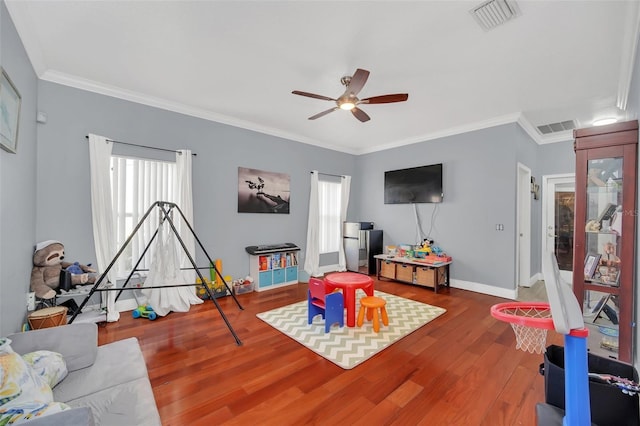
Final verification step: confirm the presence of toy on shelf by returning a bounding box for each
[132,305,157,320]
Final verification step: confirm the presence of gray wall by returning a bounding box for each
[0,1,38,335]
[35,81,357,286]
[354,124,525,291]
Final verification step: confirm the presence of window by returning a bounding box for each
[110,156,177,277]
[318,179,342,253]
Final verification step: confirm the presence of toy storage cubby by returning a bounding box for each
[249,250,299,292]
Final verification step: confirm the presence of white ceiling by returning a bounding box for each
[6,1,640,155]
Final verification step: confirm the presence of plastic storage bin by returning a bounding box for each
[233,281,254,295]
[541,344,639,426]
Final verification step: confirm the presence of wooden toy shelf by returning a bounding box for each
[373,254,452,293]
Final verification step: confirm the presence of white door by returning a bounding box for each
[516,163,532,288]
[542,174,575,283]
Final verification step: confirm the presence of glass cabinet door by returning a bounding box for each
[582,157,623,353]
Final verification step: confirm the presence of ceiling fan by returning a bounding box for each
[292,68,408,122]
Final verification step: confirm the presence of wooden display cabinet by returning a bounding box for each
[573,120,637,362]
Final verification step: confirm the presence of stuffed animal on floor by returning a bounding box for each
[30,240,97,299]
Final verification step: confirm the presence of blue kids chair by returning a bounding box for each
[307,277,344,333]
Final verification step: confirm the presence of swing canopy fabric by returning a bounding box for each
[142,221,202,316]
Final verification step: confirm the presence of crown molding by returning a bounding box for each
[40,71,571,156]
[357,113,524,155]
[40,70,359,155]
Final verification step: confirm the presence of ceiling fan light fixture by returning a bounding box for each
[340,102,355,111]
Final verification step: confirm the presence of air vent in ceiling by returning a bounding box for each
[536,120,577,135]
[470,0,521,31]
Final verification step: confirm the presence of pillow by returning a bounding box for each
[21,351,68,388]
[0,351,53,408]
[0,401,70,424]
[0,338,14,355]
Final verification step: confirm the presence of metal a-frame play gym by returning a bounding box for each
[68,201,244,345]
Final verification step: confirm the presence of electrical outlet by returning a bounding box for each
[26,292,35,311]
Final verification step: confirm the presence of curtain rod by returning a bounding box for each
[311,171,345,178]
[85,136,197,156]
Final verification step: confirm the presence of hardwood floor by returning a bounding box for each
[97,278,562,425]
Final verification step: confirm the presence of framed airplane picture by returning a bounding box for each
[238,167,290,214]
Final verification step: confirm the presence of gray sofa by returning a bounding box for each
[8,323,161,426]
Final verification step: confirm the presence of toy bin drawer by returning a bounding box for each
[258,271,273,288]
[380,261,396,279]
[396,264,414,283]
[416,266,446,287]
[273,268,286,284]
[285,266,298,282]
[415,267,436,287]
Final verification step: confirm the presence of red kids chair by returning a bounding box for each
[308,277,344,333]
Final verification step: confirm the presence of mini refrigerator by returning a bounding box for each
[343,222,383,275]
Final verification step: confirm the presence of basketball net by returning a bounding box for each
[507,306,551,354]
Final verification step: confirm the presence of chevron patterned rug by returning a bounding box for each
[256,290,446,369]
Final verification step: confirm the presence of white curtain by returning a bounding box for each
[337,175,351,271]
[88,134,119,322]
[304,171,321,277]
[175,149,196,286]
[142,222,203,316]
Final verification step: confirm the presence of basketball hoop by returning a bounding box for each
[491,302,555,354]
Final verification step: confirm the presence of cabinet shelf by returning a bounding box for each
[583,282,621,293]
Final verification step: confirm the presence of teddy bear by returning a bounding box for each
[30,240,97,299]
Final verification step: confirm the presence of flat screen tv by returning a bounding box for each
[384,163,443,204]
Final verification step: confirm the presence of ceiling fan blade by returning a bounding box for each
[346,68,370,95]
[360,93,409,104]
[351,107,371,123]
[309,107,339,120]
[292,90,336,102]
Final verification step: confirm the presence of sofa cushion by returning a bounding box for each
[65,377,161,426]
[52,337,149,403]
[22,350,68,388]
[8,324,98,372]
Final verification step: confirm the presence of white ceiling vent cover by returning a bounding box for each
[537,120,577,135]
[470,0,521,31]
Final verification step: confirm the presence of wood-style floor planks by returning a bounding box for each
[97,278,563,425]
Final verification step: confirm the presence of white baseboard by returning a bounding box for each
[450,279,517,300]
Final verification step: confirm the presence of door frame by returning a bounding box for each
[541,173,575,283]
[516,163,532,290]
